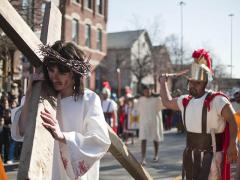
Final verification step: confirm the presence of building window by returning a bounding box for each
[96,29,102,51]
[22,0,28,6]
[85,24,91,48]
[84,0,92,9]
[41,2,46,15]
[73,0,80,3]
[96,0,104,14]
[41,3,46,23]
[72,19,79,43]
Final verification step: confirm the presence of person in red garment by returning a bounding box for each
[159,48,237,179]
[0,156,7,180]
[101,82,118,133]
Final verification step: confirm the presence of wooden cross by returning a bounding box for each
[0,1,152,179]
[0,1,61,179]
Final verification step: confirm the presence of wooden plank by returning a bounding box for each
[0,0,42,67]
[40,1,62,45]
[15,2,62,179]
[108,126,153,180]
[18,99,56,179]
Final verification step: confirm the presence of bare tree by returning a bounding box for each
[199,46,230,78]
[163,34,192,68]
[214,64,230,78]
[127,14,163,45]
[164,34,181,65]
[126,50,153,94]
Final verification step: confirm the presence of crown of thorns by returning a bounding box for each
[39,45,91,76]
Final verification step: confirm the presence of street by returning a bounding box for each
[99,129,185,180]
[5,128,238,180]
[6,129,186,180]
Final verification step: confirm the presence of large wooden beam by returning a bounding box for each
[40,2,62,45]
[16,2,62,179]
[0,0,42,67]
[108,126,152,180]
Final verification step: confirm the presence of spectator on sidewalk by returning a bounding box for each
[0,95,11,163]
[8,96,21,164]
[101,82,118,133]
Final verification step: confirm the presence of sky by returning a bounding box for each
[107,0,240,78]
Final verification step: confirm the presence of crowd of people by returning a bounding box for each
[1,42,240,180]
[0,83,22,164]
[99,81,186,167]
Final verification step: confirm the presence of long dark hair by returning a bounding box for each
[42,41,87,100]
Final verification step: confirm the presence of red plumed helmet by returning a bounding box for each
[125,86,133,98]
[192,49,213,74]
[102,81,111,91]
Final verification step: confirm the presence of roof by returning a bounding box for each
[107,30,145,49]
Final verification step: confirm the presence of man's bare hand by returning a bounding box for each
[158,74,168,85]
[227,143,238,163]
[40,108,65,143]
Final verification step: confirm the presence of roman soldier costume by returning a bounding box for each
[178,49,231,180]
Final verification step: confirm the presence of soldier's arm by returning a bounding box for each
[221,103,238,163]
[159,76,179,111]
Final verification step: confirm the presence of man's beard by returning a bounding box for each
[189,88,198,97]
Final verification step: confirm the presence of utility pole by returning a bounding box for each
[229,13,234,78]
[179,1,185,68]
[116,68,121,97]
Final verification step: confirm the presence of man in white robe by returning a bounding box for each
[11,90,111,180]
[136,85,164,165]
[11,41,111,180]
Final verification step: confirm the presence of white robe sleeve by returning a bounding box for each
[62,93,111,178]
[11,96,26,142]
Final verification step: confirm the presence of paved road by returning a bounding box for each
[6,128,236,180]
[100,129,185,180]
[6,128,185,180]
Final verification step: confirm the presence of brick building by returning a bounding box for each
[61,0,108,89]
[0,0,108,92]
